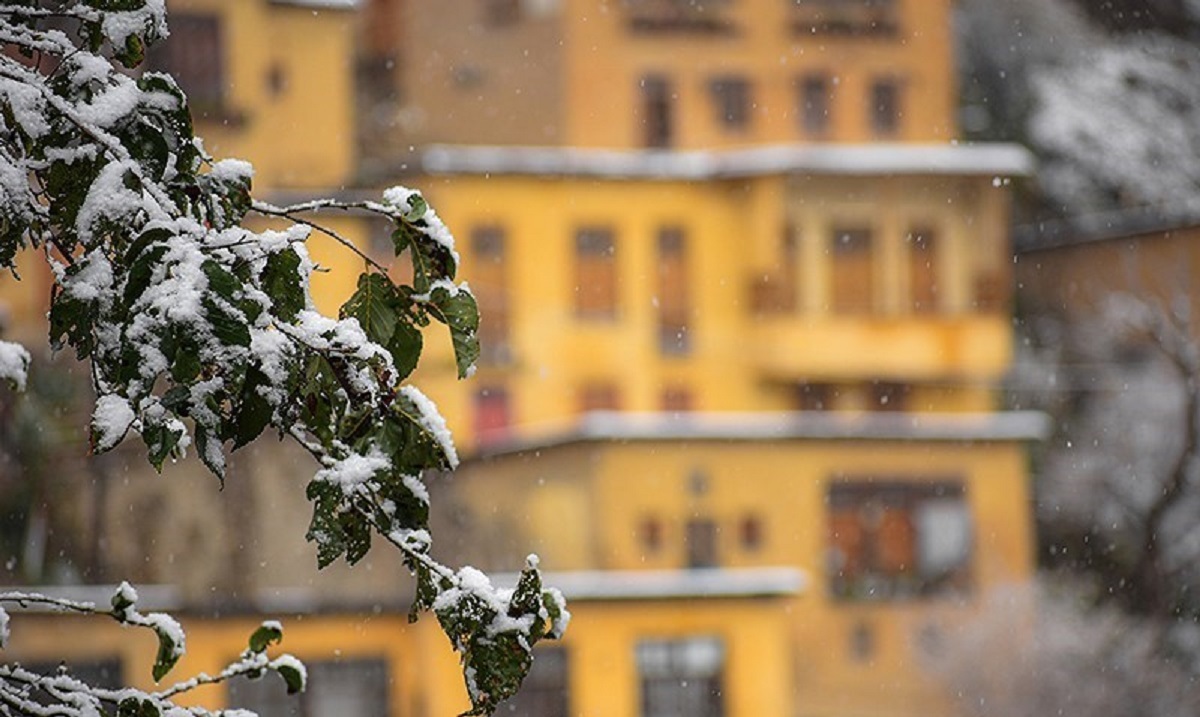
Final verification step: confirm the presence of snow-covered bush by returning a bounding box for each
[0,2,566,714]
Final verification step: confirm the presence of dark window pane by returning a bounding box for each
[641,76,673,148]
[686,518,718,569]
[800,74,831,136]
[709,77,751,129]
[870,78,901,136]
[575,227,618,318]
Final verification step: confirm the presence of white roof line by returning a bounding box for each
[421,142,1035,179]
[474,410,1052,459]
[490,568,807,601]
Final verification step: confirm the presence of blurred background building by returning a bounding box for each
[11,0,1199,715]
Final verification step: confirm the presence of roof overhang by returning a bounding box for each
[474,410,1052,459]
[421,142,1035,180]
[490,567,807,601]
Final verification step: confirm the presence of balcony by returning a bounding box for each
[749,315,1012,381]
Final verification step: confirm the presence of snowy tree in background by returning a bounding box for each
[0,1,565,715]
[957,0,1200,223]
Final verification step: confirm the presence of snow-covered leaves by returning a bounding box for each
[0,584,303,717]
[0,2,560,714]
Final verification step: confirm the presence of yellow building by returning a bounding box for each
[0,1,1046,716]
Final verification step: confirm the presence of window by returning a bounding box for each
[475,386,512,445]
[657,227,690,354]
[147,13,225,116]
[641,76,674,148]
[580,382,620,413]
[636,637,724,717]
[500,646,569,716]
[484,0,522,26]
[472,226,511,363]
[640,516,664,552]
[708,76,751,130]
[574,227,618,318]
[686,518,718,568]
[790,0,899,36]
[830,228,873,313]
[750,221,799,314]
[797,382,835,410]
[908,227,938,313]
[739,515,763,551]
[662,386,693,412]
[799,74,831,137]
[625,0,735,33]
[869,78,901,137]
[229,659,389,717]
[974,269,1009,312]
[827,480,972,600]
[868,381,909,411]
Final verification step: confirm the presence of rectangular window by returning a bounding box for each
[907,227,938,314]
[869,381,909,412]
[475,386,512,445]
[974,270,1009,313]
[484,0,521,25]
[502,645,570,716]
[870,78,901,137]
[575,227,618,318]
[830,227,873,314]
[750,222,798,314]
[148,14,225,116]
[799,74,831,137]
[580,383,620,413]
[827,480,971,600]
[708,76,751,130]
[471,226,511,363]
[657,227,690,354]
[662,386,693,412]
[641,76,673,149]
[685,518,718,569]
[229,659,389,717]
[625,0,735,33]
[637,637,724,717]
[797,382,834,411]
[790,0,899,36]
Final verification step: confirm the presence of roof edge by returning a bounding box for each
[421,142,1035,179]
[471,410,1052,460]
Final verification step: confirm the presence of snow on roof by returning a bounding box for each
[475,410,1052,459]
[269,0,360,9]
[421,142,1035,179]
[488,567,806,601]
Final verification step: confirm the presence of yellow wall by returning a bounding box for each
[433,434,1035,716]
[412,171,1013,448]
[563,0,958,148]
[167,0,358,189]
[395,0,959,150]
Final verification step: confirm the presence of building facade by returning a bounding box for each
[0,1,1044,716]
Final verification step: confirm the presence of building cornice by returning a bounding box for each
[471,410,1052,460]
[419,142,1035,180]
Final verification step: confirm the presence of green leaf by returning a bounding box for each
[248,622,284,654]
[306,480,347,568]
[202,260,241,302]
[152,628,181,682]
[340,273,398,347]
[232,366,273,449]
[203,296,251,348]
[276,661,305,695]
[261,247,306,321]
[427,284,480,379]
[389,318,423,381]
